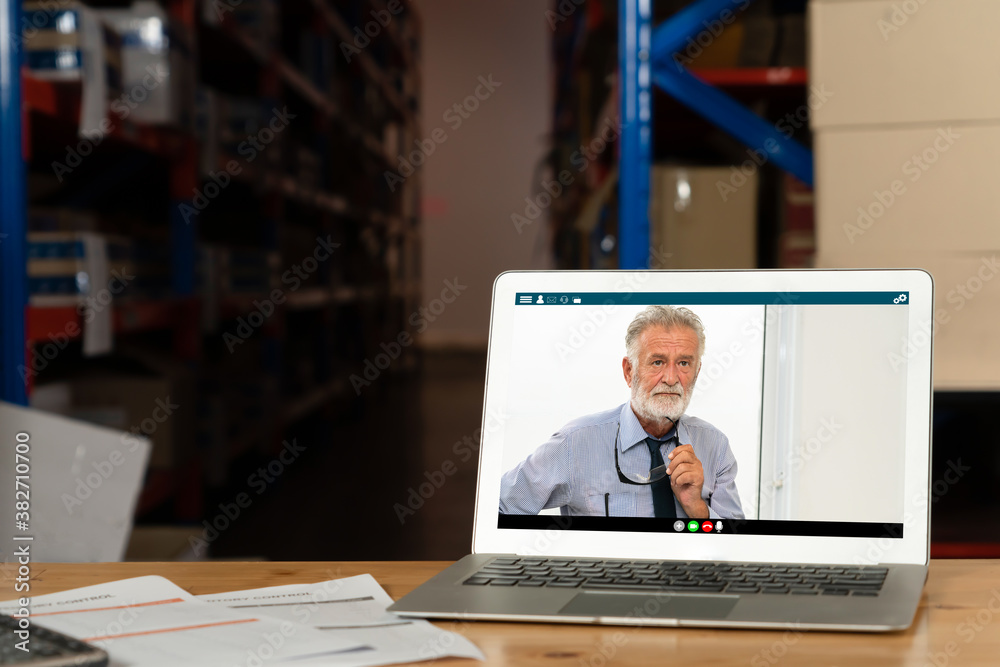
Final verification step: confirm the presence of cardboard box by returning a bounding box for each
[33,355,196,468]
[816,250,1000,390]
[125,350,198,465]
[649,165,757,269]
[684,21,746,69]
[125,525,206,561]
[809,0,1000,129]
[809,0,1000,390]
[67,375,177,468]
[813,123,999,257]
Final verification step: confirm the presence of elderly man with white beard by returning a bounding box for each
[499,305,744,520]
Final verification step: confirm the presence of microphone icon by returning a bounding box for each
[715,521,723,532]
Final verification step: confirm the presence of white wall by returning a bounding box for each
[758,305,909,523]
[416,0,553,348]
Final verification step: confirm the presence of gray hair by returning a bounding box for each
[625,305,706,366]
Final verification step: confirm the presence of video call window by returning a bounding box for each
[497,292,911,538]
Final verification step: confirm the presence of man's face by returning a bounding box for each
[625,324,700,423]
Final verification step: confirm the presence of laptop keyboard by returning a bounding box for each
[463,558,888,596]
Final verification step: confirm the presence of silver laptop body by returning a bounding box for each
[389,269,933,631]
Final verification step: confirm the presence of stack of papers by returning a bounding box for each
[0,574,483,666]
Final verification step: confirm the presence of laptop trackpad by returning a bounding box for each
[560,592,738,620]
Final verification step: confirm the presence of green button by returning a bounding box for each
[687,520,699,532]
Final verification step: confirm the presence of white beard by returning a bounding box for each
[630,375,695,426]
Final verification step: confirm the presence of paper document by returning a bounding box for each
[0,573,482,666]
[0,576,365,667]
[196,574,484,665]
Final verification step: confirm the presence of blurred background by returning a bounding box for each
[0,0,997,563]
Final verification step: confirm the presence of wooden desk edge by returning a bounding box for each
[4,560,1000,667]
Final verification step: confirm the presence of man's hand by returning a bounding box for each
[666,444,709,519]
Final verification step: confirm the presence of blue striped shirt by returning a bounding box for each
[499,402,744,519]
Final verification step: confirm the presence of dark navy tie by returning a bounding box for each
[645,437,677,518]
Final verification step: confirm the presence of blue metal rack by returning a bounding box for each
[0,0,28,405]
[618,0,814,269]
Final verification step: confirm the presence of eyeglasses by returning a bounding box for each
[614,421,669,486]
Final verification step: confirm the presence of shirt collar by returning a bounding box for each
[618,402,685,453]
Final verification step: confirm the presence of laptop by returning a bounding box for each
[389,269,933,631]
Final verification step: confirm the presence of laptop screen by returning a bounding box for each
[476,271,933,565]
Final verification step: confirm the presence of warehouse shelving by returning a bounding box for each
[547,1,815,271]
[0,0,422,527]
[22,74,194,158]
[617,0,813,269]
[607,0,999,557]
[1,0,29,405]
[692,66,807,87]
[27,299,196,341]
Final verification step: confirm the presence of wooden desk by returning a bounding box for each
[3,560,1000,666]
